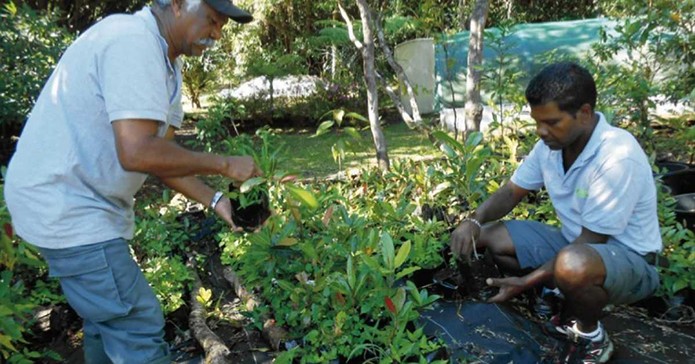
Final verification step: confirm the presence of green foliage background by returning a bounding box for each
[0,0,692,361]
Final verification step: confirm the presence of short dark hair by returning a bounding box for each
[525,62,596,115]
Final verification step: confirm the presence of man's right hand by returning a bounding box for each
[224,156,262,182]
[450,219,482,260]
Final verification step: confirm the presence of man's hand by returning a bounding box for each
[224,156,262,182]
[485,276,529,303]
[450,220,481,261]
[212,196,244,232]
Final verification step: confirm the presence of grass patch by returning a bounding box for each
[279,122,442,178]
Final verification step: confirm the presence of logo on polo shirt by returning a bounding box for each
[575,188,589,198]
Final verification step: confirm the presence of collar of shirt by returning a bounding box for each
[134,7,178,76]
[550,112,610,177]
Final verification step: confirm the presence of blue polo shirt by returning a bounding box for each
[511,112,662,255]
[5,7,183,248]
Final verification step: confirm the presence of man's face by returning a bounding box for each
[176,0,229,57]
[530,102,586,150]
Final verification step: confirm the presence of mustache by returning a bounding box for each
[194,38,216,47]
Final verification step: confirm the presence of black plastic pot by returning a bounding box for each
[228,184,271,231]
[674,193,695,231]
[662,168,695,195]
[654,161,690,176]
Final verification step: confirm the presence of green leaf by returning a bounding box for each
[315,120,334,136]
[196,287,212,306]
[0,334,17,351]
[277,279,295,292]
[395,266,421,280]
[275,237,298,247]
[345,112,368,122]
[393,287,406,312]
[381,232,395,269]
[347,255,355,289]
[333,109,346,123]
[240,177,265,193]
[286,184,319,209]
[394,240,411,269]
[343,127,362,140]
[673,280,687,293]
[465,131,483,147]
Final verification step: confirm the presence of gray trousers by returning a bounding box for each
[40,239,170,364]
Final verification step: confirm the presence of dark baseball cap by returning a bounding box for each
[203,0,253,23]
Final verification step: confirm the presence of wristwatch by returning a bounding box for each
[210,191,224,210]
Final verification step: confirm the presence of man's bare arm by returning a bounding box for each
[112,119,258,180]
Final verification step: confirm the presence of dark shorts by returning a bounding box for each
[503,220,660,305]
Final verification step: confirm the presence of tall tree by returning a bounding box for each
[464,0,490,132]
[339,1,390,171]
[372,12,433,136]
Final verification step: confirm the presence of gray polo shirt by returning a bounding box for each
[5,7,183,248]
[511,113,662,255]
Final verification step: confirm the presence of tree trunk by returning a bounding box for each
[464,0,489,132]
[268,77,275,114]
[340,1,390,171]
[373,12,428,132]
[331,11,338,80]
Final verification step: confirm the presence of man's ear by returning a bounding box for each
[578,103,593,124]
[172,0,184,17]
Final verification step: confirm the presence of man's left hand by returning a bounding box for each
[213,196,243,232]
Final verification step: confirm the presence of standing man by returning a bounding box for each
[450,62,662,364]
[4,1,258,363]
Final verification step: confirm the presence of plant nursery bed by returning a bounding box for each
[35,247,695,364]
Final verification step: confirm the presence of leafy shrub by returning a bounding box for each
[0,181,61,362]
[592,0,695,139]
[132,202,193,315]
[0,2,72,137]
[225,78,364,129]
[653,177,695,297]
[188,96,245,153]
[182,53,220,110]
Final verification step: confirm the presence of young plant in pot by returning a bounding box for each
[228,179,271,231]
[224,128,292,231]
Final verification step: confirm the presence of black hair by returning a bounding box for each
[525,62,596,115]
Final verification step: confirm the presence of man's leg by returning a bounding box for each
[553,243,659,363]
[481,220,568,275]
[40,239,170,364]
[478,221,523,272]
[94,240,170,364]
[554,243,660,331]
[83,320,112,364]
[553,244,607,332]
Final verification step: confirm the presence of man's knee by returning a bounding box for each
[479,221,515,255]
[554,244,605,289]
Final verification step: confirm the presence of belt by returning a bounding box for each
[643,252,669,268]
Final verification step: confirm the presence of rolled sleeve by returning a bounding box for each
[511,141,545,191]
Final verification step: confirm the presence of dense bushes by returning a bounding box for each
[0,2,72,128]
[0,2,72,160]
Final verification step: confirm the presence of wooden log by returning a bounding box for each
[222,267,288,351]
[222,267,258,311]
[187,256,231,364]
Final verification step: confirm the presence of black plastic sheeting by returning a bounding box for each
[420,301,562,363]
